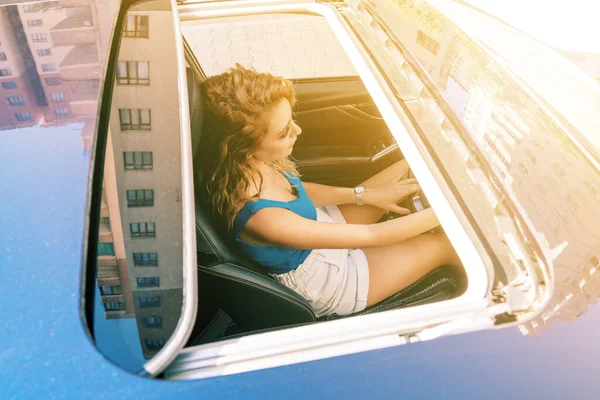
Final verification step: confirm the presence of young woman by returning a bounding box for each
[198,64,462,317]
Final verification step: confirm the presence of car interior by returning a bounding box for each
[182,43,468,346]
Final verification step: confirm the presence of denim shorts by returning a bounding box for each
[271,205,369,318]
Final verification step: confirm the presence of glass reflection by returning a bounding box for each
[369,0,600,334]
[95,0,183,370]
[0,0,105,151]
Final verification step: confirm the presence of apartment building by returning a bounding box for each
[0,0,103,150]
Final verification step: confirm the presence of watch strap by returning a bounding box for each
[354,187,365,206]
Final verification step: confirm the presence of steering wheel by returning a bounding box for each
[380,168,431,222]
[383,168,443,233]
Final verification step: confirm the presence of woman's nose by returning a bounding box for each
[293,121,302,136]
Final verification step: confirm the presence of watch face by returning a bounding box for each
[355,186,365,194]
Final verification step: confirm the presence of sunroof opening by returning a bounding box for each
[90,0,494,379]
[179,5,478,349]
[82,0,600,382]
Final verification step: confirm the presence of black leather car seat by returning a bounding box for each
[186,67,464,335]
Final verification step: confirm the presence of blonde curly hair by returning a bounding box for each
[198,64,300,230]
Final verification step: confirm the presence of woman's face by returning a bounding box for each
[251,98,301,162]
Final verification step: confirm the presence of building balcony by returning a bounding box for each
[60,43,99,67]
[106,310,127,319]
[79,119,95,151]
[71,101,97,118]
[100,191,109,218]
[97,256,117,266]
[58,44,102,80]
[58,0,93,8]
[50,11,97,46]
[51,29,96,46]
[102,294,125,302]
[53,15,93,30]
[52,6,94,30]
[98,222,112,243]
[72,79,101,101]
[97,263,119,280]
[97,276,121,287]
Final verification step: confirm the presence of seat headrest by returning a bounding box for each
[186,67,205,167]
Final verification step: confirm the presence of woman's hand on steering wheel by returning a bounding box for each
[363,177,420,215]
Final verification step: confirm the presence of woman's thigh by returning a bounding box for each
[338,159,410,225]
[362,231,460,306]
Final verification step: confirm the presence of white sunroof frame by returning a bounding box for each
[168,0,492,379]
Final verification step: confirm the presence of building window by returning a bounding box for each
[133,252,158,266]
[130,222,156,238]
[124,151,153,170]
[137,277,160,288]
[0,69,12,77]
[119,109,151,130]
[51,92,65,102]
[37,48,51,57]
[31,33,47,43]
[0,52,6,61]
[117,61,149,85]
[97,243,115,256]
[54,108,69,116]
[145,338,165,350]
[2,81,17,89]
[45,77,60,85]
[7,96,24,106]
[100,285,122,295]
[27,19,43,27]
[104,302,125,311]
[127,189,154,207]
[416,30,440,56]
[124,15,149,38]
[139,296,161,308]
[15,112,31,121]
[41,63,56,72]
[143,316,162,328]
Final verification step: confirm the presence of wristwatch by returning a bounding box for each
[354,186,366,206]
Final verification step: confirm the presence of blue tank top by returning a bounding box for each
[232,172,317,274]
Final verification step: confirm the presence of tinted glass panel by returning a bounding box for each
[367,0,600,331]
[93,0,183,372]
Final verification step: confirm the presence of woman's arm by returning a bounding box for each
[302,181,355,207]
[302,179,421,214]
[243,207,440,249]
